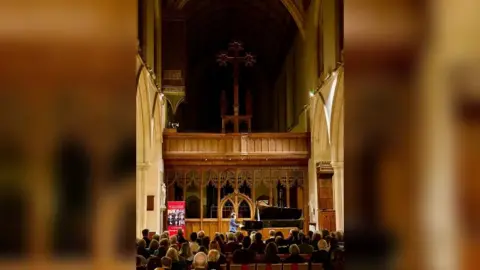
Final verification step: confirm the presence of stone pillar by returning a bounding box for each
[158,159,166,233]
[331,161,344,231]
[136,162,149,237]
[308,158,318,227]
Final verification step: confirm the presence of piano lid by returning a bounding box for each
[257,204,302,220]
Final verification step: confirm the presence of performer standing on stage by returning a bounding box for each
[229,213,243,233]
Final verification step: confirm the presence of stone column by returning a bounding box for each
[158,159,166,233]
[331,161,344,230]
[308,158,318,227]
[136,162,149,237]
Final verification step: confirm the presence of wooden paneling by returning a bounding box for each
[163,133,310,165]
[319,210,336,232]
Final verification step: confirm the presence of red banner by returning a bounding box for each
[167,201,186,236]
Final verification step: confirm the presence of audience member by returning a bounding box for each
[232,236,255,264]
[190,232,200,253]
[192,251,207,269]
[147,239,159,256]
[297,232,313,254]
[310,239,331,270]
[263,242,281,264]
[152,234,161,242]
[207,249,221,270]
[197,231,205,246]
[161,256,173,269]
[214,235,225,253]
[307,231,314,244]
[177,229,187,244]
[265,230,276,244]
[161,231,170,239]
[225,232,241,253]
[311,231,322,251]
[179,242,194,265]
[154,238,169,258]
[209,240,227,264]
[283,244,305,263]
[137,239,151,259]
[275,236,288,254]
[249,232,266,254]
[198,246,208,253]
[201,236,211,249]
[142,229,151,248]
[166,247,187,270]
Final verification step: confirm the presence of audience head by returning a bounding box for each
[209,240,220,251]
[202,236,210,248]
[166,247,179,261]
[322,229,329,239]
[308,231,314,239]
[242,235,252,249]
[161,256,172,269]
[214,235,223,244]
[169,235,178,246]
[318,239,328,251]
[179,242,192,258]
[313,231,322,241]
[152,234,160,241]
[190,232,198,242]
[177,229,184,236]
[142,229,149,237]
[207,249,220,262]
[289,244,300,255]
[198,230,205,239]
[160,238,169,248]
[220,234,225,242]
[198,246,208,253]
[149,239,159,250]
[336,230,344,241]
[227,233,235,242]
[254,232,262,243]
[275,236,283,246]
[236,232,244,243]
[265,242,278,256]
[269,230,276,238]
[298,232,306,243]
[161,232,170,239]
[193,252,207,268]
[138,239,147,249]
[274,231,284,238]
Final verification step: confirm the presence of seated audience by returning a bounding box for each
[234,231,243,242]
[311,231,322,251]
[197,231,205,246]
[136,254,147,266]
[148,239,160,256]
[198,246,208,253]
[209,240,227,264]
[201,236,211,249]
[224,233,241,253]
[137,239,151,259]
[179,242,194,265]
[275,236,289,254]
[285,229,300,245]
[283,244,305,263]
[161,256,173,269]
[152,234,161,242]
[155,238,169,258]
[207,249,221,270]
[166,247,187,270]
[232,236,255,264]
[161,231,170,239]
[214,235,225,253]
[249,232,266,254]
[142,229,151,248]
[192,251,208,269]
[263,242,281,264]
[307,231,314,244]
[265,230,276,245]
[190,232,200,253]
[177,229,187,244]
[310,239,331,270]
[297,232,313,254]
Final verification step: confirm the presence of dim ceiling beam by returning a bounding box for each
[175,0,305,38]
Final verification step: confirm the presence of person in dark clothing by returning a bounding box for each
[154,238,169,258]
[263,242,281,264]
[283,244,305,264]
[310,240,332,270]
[232,236,255,264]
[137,239,151,259]
[176,229,187,244]
[307,231,314,244]
[297,232,314,254]
[214,235,226,253]
[197,231,205,246]
[167,247,187,270]
[249,232,266,254]
[225,233,241,253]
[142,229,151,248]
[201,236,211,249]
[265,230,276,245]
[275,236,289,254]
[207,249,222,270]
[209,240,227,264]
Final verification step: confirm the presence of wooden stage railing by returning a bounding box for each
[163,132,310,165]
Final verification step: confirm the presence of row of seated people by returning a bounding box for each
[137,228,344,270]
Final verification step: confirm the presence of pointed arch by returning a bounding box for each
[330,68,344,162]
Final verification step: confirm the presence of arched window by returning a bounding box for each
[222,200,234,218]
[204,181,218,218]
[238,200,251,218]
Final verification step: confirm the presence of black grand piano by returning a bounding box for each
[242,202,303,234]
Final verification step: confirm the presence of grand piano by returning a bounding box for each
[241,202,303,234]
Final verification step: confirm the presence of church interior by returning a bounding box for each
[136,0,343,243]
